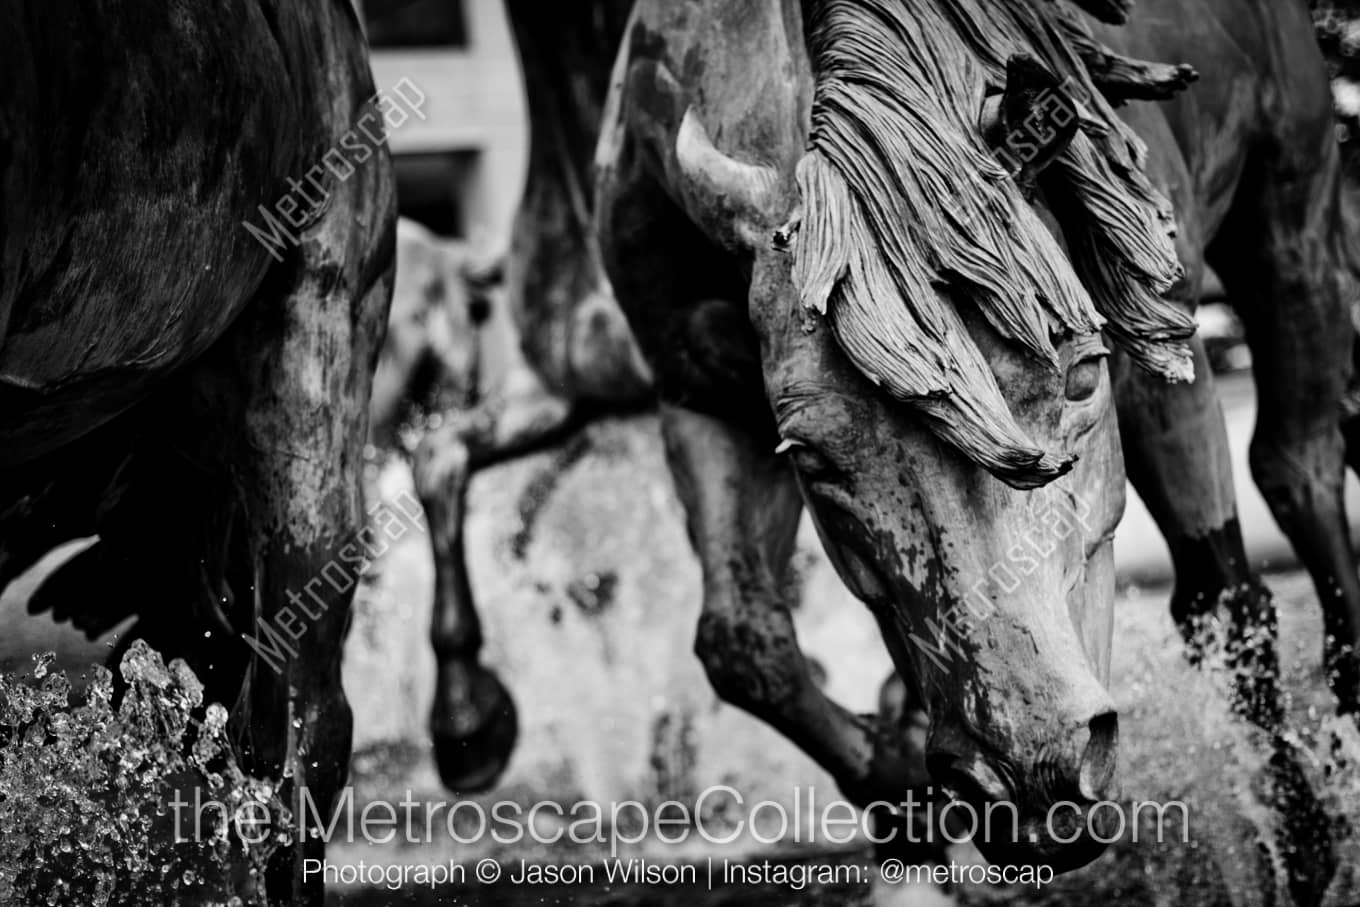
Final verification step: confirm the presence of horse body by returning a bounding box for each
[1107,0,1334,239]
[1097,13,1356,894]
[590,0,1349,878]
[591,0,1177,869]
[0,2,396,902]
[0,0,348,460]
[407,0,1350,888]
[504,0,649,405]
[393,1,657,794]
[1107,0,1360,733]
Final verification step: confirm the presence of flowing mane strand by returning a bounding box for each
[791,0,1195,488]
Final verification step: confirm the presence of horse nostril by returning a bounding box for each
[1078,711,1119,802]
[928,752,1010,805]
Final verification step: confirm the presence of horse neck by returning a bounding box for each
[505,0,632,197]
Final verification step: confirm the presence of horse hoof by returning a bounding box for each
[430,662,518,793]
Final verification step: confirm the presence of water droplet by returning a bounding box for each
[0,644,291,903]
[204,703,229,732]
[31,651,55,679]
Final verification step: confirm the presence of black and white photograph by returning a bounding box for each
[5,1,1360,904]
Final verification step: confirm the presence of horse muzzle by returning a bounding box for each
[927,710,1120,873]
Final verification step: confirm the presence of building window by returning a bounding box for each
[394,152,480,236]
[365,0,468,49]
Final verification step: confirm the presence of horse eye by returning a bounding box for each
[1065,357,1103,402]
[788,445,841,483]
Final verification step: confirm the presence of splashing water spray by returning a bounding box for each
[0,641,290,907]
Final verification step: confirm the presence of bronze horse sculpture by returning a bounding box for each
[394,0,1354,889]
[395,0,652,795]
[0,1,395,903]
[595,0,1186,872]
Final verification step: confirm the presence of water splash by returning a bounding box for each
[1032,580,1360,907]
[0,641,290,906]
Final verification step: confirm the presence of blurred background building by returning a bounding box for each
[363,0,528,250]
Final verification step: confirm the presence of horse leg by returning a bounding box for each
[1114,330,1336,902]
[1111,338,1282,730]
[201,175,395,903]
[225,249,392,903]
[1104,104,1284,730]
[1105,103,1336,900]
[420,170,648,789]
[414,381,575,794]
[414,426,513,793]
[1211,150,1360,717]
[659,403,926,808]
[1199,154,1356,907]
[1341,334,1360,480]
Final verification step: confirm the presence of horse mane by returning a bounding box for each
[792,0,1194,488]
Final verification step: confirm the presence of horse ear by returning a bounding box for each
[674,107,780,250]
[981,54,1081,190]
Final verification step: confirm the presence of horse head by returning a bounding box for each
[369,220,498,447]
[668,0,1195,870]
